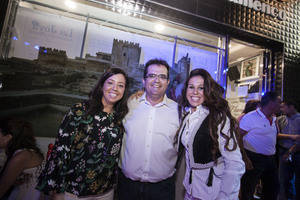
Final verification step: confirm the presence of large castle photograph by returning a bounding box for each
[0,6,220,138]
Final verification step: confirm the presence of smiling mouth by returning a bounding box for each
[191,97,200,101]
[152,85,161,88]
[109,93,117,97]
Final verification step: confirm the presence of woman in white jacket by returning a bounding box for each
[176,68,245,200]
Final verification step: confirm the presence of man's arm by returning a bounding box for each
[289,143,300,154]
[282,144,300,161]
[278,133,300,141]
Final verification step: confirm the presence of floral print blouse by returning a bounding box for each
[36,102,123,197]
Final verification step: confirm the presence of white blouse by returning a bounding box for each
[180,106,245,200]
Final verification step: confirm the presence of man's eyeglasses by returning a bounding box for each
[145,73,168,80]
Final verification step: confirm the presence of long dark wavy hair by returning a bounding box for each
[0,118,43,160]
[86,67,129,125]
[178,68,239,161]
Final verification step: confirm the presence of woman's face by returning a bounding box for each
[102,73,126,107]
[186,75,205,110]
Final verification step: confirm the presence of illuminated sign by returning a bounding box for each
[229,0,286,21]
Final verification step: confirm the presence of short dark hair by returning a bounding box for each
[243,100,260,114]
[283,99,299,111]
[143,59,170,79]
[260,91,279,107]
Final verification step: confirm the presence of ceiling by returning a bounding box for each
[229,39,264,64]
[21,0,221,48]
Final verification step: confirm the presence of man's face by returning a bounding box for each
[280,103,295,116]
[271,96,281,114]
[280,103,289,115]
[143,64,169,100]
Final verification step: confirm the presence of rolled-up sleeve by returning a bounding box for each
[216,117,245,200]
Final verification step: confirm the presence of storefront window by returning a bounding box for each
[1,0,226,137]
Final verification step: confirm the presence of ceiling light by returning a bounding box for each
[155,23,165,32]
[65,0,76,9]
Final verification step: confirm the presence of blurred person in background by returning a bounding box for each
[239,91,281,200]
[0,118,44,200]
[277,100,300,200]
[237,99,260,122]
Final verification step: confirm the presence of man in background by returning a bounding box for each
[239,91,281,200]
[277,100,300,200]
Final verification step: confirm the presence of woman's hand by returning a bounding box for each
[49,191,65,200]
[14,172,32,185]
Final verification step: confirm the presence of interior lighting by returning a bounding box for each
[65,0,77,9]
[155,23,165,32]
[34,45,40,50]
[110,0,148,17]
[12,36,18,40]
[114,0,134,15]
[236,57,245,62]
[24,42,30,46]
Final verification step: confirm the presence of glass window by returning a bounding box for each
[1,0,226,137]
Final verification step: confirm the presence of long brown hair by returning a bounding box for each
[178,68,239,161]
[86,67,129,125]
[0,118,43,159]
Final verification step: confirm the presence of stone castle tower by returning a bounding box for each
[37,47,67,65]
[176,53,190,78]
[111,39,141,73]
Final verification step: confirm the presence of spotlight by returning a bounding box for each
[155,23,165,32]
[65,0,76,9]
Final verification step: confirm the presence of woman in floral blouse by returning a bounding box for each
[36,68,129,200]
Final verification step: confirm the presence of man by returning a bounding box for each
[277,100,300,200]
[239,91,281,200]
[118,59,180,200]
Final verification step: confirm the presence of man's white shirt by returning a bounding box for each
[119,93,179,182]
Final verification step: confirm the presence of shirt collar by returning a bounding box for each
[188,104,209,115]
[139,93,171,108]
[256,108,275,120]
[256,108,266,118]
